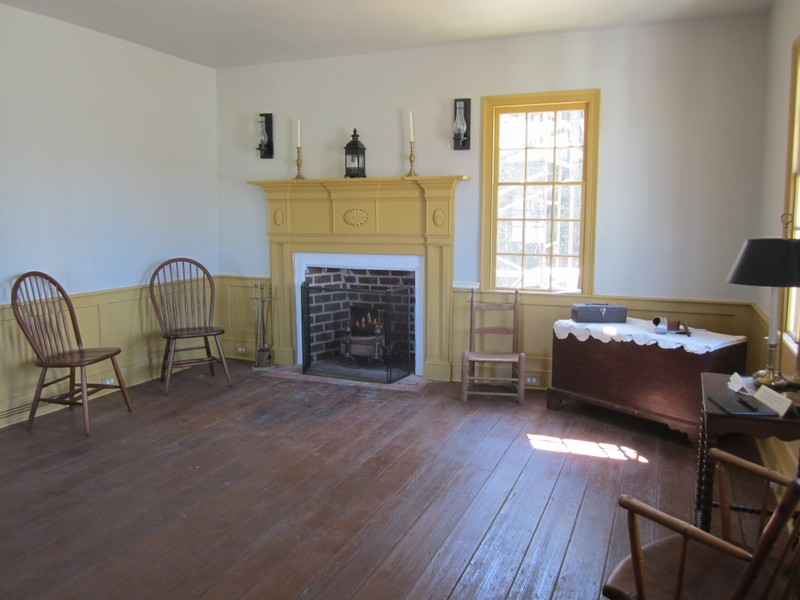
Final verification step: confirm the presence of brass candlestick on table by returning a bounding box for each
[294,147,305,180]
[407,141,417,176]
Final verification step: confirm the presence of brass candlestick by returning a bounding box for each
[294,147,305,180]
[754,338,785,386]
[407,141,417,176]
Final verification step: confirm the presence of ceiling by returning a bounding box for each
[1,0,773,68]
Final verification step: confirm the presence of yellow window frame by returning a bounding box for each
[785,36,800,341]
[480,89,600,293]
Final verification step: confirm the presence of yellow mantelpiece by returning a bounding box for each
[247,176,468,381]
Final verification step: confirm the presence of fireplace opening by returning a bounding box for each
[300,267,414,383]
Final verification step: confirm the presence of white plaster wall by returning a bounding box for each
[0,5,218,301]
[217,15,768,301]
[750,0,800,311]
[0,6,787,306]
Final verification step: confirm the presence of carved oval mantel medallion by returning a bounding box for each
[343,208,368,227]
[273,209,284,227]
[432,207,445,228]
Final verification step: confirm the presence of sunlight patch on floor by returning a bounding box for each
[527,434,649,462]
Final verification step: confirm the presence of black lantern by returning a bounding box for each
[344,129,366,178]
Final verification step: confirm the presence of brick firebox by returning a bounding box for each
[301,267,415,383]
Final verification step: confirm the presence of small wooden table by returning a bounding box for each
[695,372,800,531]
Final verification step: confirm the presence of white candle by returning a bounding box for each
[296,120,302,148]
[409,111,415,143]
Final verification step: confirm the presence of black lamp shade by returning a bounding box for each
[727,238,800,287]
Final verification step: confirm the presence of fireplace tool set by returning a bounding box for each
[252,282,273,370]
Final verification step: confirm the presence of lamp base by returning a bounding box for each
[753,338,785,387]
[753,368,786,387]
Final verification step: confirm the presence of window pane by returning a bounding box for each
[499,113,526,149]
[525,185,552,219]
[524,220,550,254]
[497,220,523,253]
[556,147,583,182]
[522,255,549,289]
[496,254,522,287]
[556,110,584,147]
[498,186,524,218]
[499,149,525,182]
[554,185,582,219]
[526,148,554,182]
[552,256,581,292]
[553,220,581,255]
[527,111,555,147]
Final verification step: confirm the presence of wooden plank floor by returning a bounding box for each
[0,360,759,599]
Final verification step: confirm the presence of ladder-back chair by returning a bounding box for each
[11,271,132,435]
[602,447,800,599]
[148,258,232,395]
[460,289,526,404]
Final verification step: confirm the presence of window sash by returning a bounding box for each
[481,90,599,293]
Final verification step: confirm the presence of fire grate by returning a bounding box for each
[300,281,413,384]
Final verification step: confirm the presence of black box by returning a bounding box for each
[571,303,628,323]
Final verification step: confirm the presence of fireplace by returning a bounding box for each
[248,176,467,381]
[294,253,423,377]
[300,267,414,383]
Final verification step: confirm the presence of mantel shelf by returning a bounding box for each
[247,175,468,187]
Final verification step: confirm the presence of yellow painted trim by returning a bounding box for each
[0,275,268,430]
[0,274,769,457]
[481,89,600,294]
[450,289,761,386]
[248,176,468,380]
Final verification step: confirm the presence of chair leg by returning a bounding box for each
[517,353,526,405]
[203,337,215,377]
[213,335,233,387]
[159,340,170,382]
[67,367,77,408]
[80,366,90,436]
[460,354,470,402]
[27,368,48,430]
[163,338,177,395]
[110,355,133,412]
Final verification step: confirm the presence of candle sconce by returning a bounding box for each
[453,99,470,151]
[257,113,274,159]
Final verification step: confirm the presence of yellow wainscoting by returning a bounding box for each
[450,289,761,387]
[3,276,796,484]
[0,275,266,430]
[0,285,158,429]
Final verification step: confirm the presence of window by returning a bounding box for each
[786,38,800,341]
[481,90,599,293]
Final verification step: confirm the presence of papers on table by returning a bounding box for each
[755,384,795,418]
[727,372,795,418]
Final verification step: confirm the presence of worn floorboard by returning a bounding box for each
[0,360,762,599]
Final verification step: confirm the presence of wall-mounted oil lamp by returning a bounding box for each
[453,99,470,150]
[344,129,366,178]
[257,113,274,159]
